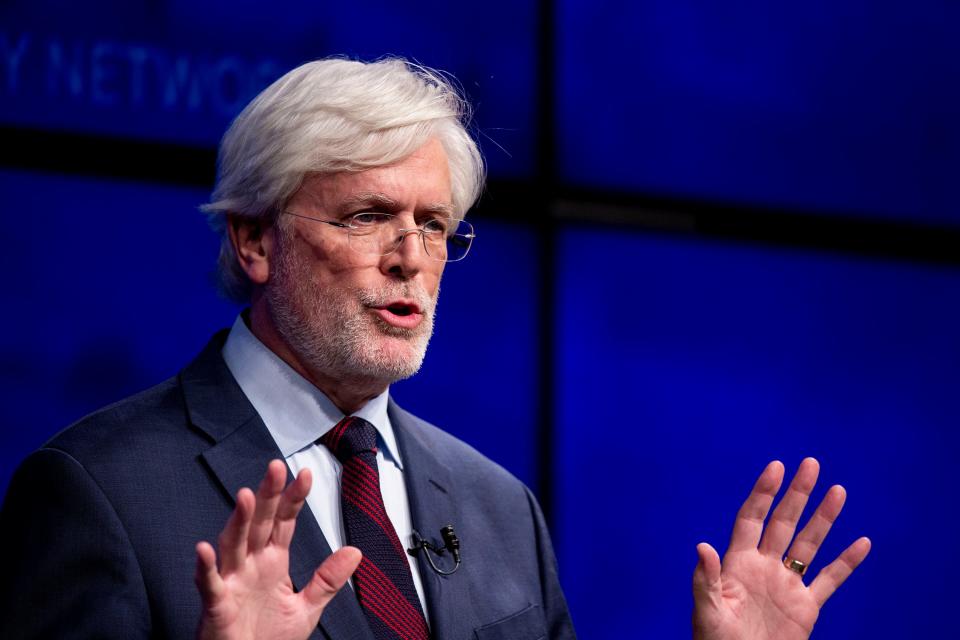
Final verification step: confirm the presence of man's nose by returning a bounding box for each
[381,227,429,277]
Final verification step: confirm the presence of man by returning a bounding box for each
[0,58,868,640]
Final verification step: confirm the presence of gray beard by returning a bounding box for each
[265,247,437,386]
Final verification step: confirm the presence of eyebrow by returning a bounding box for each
[338,192,456,218]
[421,202,456,218]
[338,193,399,214]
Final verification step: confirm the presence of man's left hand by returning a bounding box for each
[692,457,871,640]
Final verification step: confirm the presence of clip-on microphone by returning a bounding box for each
[408,524,462,575]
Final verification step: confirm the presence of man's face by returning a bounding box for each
[265,138,451,386]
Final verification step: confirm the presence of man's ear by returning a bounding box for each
[226,214,274,286]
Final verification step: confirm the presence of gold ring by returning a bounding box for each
[783,557,807,576]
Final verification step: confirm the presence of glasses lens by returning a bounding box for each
[443,220,474,262]
[345,215,474,261]
[347,213,394,255]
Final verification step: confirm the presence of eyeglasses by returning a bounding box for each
[282,211,475,262]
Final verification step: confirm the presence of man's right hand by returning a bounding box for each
[194,460,361,640]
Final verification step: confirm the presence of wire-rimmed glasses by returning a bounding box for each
[283,211,475,262]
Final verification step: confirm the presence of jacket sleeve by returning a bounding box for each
[0,448,152,639]
[524,486,577,640]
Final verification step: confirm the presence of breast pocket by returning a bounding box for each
[474,603,546,640]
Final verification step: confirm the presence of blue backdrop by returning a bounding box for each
[554,228,960,638]
[558,0,960,225]
[2,1,960,638]
[0,0,537,176]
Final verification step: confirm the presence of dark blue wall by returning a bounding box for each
[2,1,960,637]
[0,0,537,176]
[558,1,960,225]
[553,228,960,638]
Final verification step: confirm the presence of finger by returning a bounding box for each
[248,460,287,552]
[271,468,312,549]
[810,537,871,606]
[692,542,722,602]
[727,460,785,553]
[194,541,225,607]
[758,457,820,557]
[784,485,846,567]
[218,488,255,573]
[302,546,363,610]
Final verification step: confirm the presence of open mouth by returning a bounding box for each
[386,303,414,317]
[370,299,424,329]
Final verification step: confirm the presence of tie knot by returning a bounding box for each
[319,416,378,463]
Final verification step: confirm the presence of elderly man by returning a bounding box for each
[0,58,868,640]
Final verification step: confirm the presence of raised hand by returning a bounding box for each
[692,458,871,640]
[194,460,362,640]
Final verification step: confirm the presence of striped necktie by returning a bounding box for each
[320,417,429,640]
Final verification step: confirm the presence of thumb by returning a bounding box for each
[692,542,722,601]
[303,546,363,610]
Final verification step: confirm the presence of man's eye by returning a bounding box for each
[422,218,451,234]
[351,212,390,226]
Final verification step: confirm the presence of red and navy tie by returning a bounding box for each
[320,417,430,640]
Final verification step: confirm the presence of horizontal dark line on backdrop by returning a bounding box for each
[1,126,218,185]
[551,188,960,267]
[2,126,957,265]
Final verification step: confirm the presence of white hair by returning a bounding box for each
[201,56,486,301]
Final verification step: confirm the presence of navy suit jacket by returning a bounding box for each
[0,333,574,639]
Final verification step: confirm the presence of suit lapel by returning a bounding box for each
[182,333,373,640]
[390,401,477,639]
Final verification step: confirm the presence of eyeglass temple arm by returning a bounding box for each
[282,211,350,229]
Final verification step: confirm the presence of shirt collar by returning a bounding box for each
[221,314,403,468]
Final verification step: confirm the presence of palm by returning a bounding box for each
[195,461,361,640]
[202,546,306,640]
[692,459,871,640]
[705,548,819,639]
